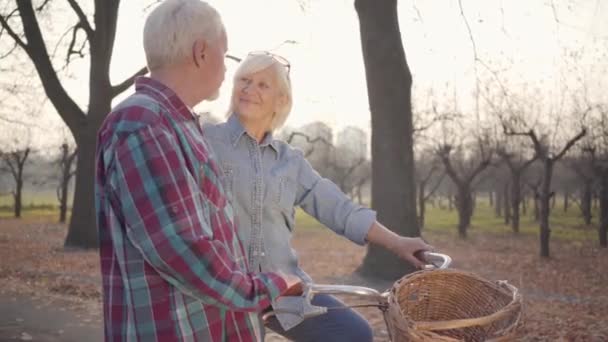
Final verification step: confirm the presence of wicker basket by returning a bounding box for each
[385,269,522,342]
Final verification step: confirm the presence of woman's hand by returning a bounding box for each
[387,236,434,269]
[365,221,434,269]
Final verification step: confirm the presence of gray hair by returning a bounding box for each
[144,0,224,70]
[227,53,293,131]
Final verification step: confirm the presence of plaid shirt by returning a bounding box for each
[95,76,287,342]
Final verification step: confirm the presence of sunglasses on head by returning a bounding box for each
[247,51,291,76]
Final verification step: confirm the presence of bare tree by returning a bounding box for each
[436,137,494,238]
[415,154,445,229]
[581,103,608,247]
[563,154,594,225]
[584,146,608,247]
[497,145,538,233]
[0,1,147,248]
[504,127,586,257]
[56,143,77,224]
[0,148,31,218]
[285,127,370,198]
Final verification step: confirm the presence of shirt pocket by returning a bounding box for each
[276,175,298,210]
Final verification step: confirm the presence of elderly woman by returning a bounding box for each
[203,52,432,342]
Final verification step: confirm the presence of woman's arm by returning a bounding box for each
[293,149,433,268]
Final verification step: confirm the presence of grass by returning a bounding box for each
[295,198,601,242]
[1,193,601,243]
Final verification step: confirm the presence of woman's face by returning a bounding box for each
[233,66,283,127]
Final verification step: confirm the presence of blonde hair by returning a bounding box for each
[144,0,224,70]
[227,53,293,131]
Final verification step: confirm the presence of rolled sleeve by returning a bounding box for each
[345,207,376,245]
[294,150,376,245]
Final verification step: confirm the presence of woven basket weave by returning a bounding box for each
[385,269,522,341]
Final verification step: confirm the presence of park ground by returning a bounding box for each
[0,203,607,341]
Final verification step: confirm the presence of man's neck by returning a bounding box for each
[150,68,199,108]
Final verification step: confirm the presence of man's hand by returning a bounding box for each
[387,236,434,269]
[278,273,303,297]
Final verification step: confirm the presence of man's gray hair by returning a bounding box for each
[144,0,224,70]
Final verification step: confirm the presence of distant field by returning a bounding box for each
[296,197,600,242]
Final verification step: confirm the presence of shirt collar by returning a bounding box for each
[135,76,197,122]
[227,114,279,156]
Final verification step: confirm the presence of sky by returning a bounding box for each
[1,0,607,150]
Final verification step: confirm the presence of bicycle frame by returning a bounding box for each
[263,252,452,333]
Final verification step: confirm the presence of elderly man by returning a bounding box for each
[94,1,299,341]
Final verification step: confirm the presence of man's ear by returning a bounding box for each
[192,39,208,68]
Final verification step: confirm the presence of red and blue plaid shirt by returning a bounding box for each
[95,76,287,341]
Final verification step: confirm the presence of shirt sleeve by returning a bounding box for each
[293,149,376,245]
[107,124,287,311]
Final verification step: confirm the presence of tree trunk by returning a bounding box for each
[534,190,540,221]
[489,191,493,207]
[511,173,521,233]
[418,181,426,229]
[59,171,70,223]
[504,181,511,225]
[495,188,503,217]
[581,181,592,225]
[355,0,419,280]
[540,160,554,258]
[456,185,472,239]
[448,193,454,211]
[14,179,23,218]
[563,191,569,212]
[64,131,99,249]
[599,172,607,248]
[522,194,528,216]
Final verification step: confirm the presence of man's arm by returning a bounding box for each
[108,124,288,311]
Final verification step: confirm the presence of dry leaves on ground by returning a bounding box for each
[1,218,607,341]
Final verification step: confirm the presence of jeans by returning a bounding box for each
[265,294,374,342]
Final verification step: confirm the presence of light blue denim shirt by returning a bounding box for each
[203,115,376,283]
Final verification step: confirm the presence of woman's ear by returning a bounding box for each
[276,92,288,108]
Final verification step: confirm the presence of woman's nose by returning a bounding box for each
[242,82,251,93]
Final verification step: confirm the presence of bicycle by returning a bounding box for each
[265,252,522,341]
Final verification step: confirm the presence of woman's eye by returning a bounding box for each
[259,82,269,89]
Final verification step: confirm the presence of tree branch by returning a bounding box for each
[112,66,148,97]
[66,23,86,64]
[36,0,53,12]
[437,145,463,187]
[0,11,28,50]
[424,172,446,202]
[553,128,587,161]
[12,0,85,134]
[286,131,332,147]
[66,0,94,37]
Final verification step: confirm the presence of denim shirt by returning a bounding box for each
[203,115,376,283]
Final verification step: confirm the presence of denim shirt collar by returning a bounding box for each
[227,114,279,157]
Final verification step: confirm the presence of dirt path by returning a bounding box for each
[0,292,102,342]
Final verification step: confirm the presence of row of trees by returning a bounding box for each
[0,143,77,222]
